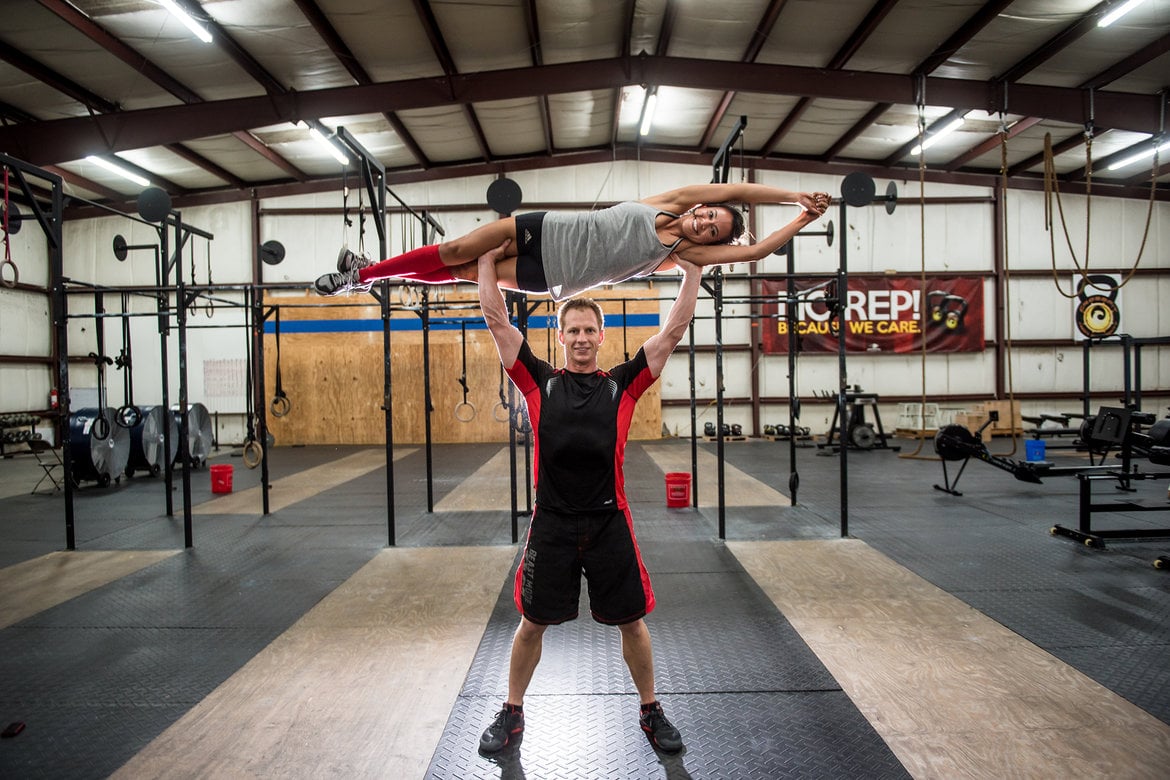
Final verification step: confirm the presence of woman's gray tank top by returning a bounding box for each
[539,201,681,301]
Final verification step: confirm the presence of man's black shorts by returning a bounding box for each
[514,505,655,626]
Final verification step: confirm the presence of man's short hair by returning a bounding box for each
[556,297,604,332]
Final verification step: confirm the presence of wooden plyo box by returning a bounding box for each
[955,401,1023,437]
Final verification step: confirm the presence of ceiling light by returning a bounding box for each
[911,116,966,155]
[1098,0,1149,27]
[639,92,658,137]
[86,155,150,187]
[1106,139,1170,171]
[308,126,350,165]
[159,0,213,44]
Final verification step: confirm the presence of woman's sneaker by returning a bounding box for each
[313,268,367,296]
[337,246,373,273]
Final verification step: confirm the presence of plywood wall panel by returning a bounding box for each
[262,287,665,445]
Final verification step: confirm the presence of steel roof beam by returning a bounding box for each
[1,56,1163,166]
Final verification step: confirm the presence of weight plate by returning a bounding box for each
[136,187,172,223]
[260,239,286,265]
[486,178,523,215]
[840,172,876,207]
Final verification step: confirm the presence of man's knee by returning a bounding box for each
[515,617,547,643]
[618,618,649,640]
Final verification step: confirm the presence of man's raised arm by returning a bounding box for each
[642,258,703,378]
[477,241,523,368]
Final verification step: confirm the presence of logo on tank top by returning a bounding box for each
[524,228,533,245]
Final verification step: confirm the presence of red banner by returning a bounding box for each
[760,276,985,353]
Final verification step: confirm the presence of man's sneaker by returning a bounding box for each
[640,703,683,754]
[479,706,524,755]
[313,268,368,296]
[337,246,373,273]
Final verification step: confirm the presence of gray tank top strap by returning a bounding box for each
[655,209,683,252]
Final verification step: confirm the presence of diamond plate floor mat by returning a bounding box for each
[429,538,909,778]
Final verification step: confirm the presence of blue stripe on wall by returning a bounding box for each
[263,313,660,334]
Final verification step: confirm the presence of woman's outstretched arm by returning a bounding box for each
[643,183,829,214]
[673,207,822,267]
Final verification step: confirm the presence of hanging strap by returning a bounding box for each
[493,363,510,422]
[454,320,476,422]
[114,291,142,428]
[270,307,291,417]
[204,240,214,319]
[1,167,18,288]
[242,291,263,467]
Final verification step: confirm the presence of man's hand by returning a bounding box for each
[477,238,511,284]
[671,255,702,278]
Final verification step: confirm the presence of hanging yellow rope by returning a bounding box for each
[994,120,1018,457]
[1042,130,1159,299]
[900,91,932,460]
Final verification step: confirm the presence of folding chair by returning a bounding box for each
[28,439,63,494]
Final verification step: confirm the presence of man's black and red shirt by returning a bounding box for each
[506,341,656,513]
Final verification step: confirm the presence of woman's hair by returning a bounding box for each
[557,297,605,332]
[708,202,747,245]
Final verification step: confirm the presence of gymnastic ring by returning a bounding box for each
[493,401,509,423]
[242,439,263,469]
[92,413,111,442]
[115,404,142,429]
[270,394,292,418]
[397,284,421,308]
[454,401,477,423]
[0,259,17,288]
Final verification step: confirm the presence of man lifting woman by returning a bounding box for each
[314,182,830,301]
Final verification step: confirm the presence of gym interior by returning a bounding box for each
[1,2,1169,778]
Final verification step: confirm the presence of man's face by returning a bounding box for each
[558,307,604,372]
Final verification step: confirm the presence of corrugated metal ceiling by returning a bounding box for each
[0,0,1164,209]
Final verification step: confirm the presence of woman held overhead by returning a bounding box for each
[314,182,830,301]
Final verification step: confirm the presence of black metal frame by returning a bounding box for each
[0,155,68,542]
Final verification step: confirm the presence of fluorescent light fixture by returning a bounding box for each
[1106,139,1170,171]
[1098,0,1149,27]
[86,155,150,187]
[159,0,213,43]
[308,126,350,165]
[639,92,658,137]
[911,116,966,155]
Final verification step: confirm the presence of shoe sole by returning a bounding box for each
[478,729,523,756]
[642,725,683,754]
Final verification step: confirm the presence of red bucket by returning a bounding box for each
[665,472,691,508]
[210,463,234,494]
